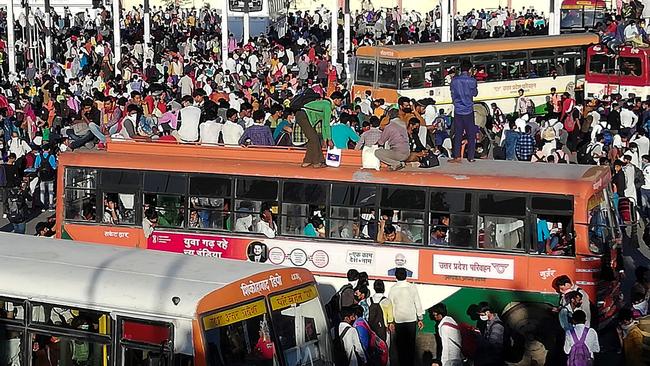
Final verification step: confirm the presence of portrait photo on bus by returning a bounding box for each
[247,241,269,263]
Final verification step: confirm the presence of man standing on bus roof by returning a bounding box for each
[296,91,344,168]
[449,60,478,163]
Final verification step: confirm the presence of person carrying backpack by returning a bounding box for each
[7,181,31,234]
[353,305,389,366]
[337,306,367,366]
[34,144,57,211]
[368,279,393,343]
[326,269,359,327]
[431,302,464,366]
[564,310,599,366]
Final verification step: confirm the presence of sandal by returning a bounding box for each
[301,163,312,168]
[312,163,327,168]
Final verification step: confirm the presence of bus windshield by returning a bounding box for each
[269,285,329,366]
[561,8,603,29]
[203,299,280,366]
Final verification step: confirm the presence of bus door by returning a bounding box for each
[268,285,330,366]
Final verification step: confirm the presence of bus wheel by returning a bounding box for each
[501,302,560,366]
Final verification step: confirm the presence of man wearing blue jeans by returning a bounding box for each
[34,144,57,211]
[449,60,479,163]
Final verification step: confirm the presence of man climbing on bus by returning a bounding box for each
[294,91,344,168]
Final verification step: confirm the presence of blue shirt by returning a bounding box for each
[239,124,274,146]
[34,152,57,170]
[331,123,360,149]
[450,72,478,116]
[515,134,535,161]
[273,120,290,142]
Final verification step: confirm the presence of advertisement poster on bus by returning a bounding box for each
[261,239,420,280]
[147,231,248,259]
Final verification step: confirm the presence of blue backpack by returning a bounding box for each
[567,327,593,366]
[602,129,613,146]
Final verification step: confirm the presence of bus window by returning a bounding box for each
[235,178,278,234]
[377,59,398,88]
[31,332,111,366]
[589,54,615,74]
[472,54,499,82]
[0,298,25,321]
[189,175,232,230]
[30,303,111,335]
[530,49,556,78]
[587,190,617,254]
[429,191,474,248]
[500,52,527,80]
[65,168,98,222]
[119,319,173,366]
[281,182,327,237]
[102,192,136,225]
[619,56,643,77]
[0,327,23,366]
[379,187,426,244]
[478,194,526,251]
[355,58,376,85]
[557,49,581,75]
[269,285,329,366]
[423,59,443,87]
[202,299,279,366]
[400,60,424,89]
[144,172,187,228]
[330,184,376,240]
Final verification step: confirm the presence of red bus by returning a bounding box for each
[585,44,650,100]
[561,0,608,33]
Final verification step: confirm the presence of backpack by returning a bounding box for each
[289,88,321,111]
[567,327,593,366]
[333,326,360,366]
[441,322,481,360]
[356,320,389,366]
[7,187,26,224]
[37,153,56,181]
[634,165,645,190]
[367,297,387,341]
[325,284,353,327]
[419,151,440,168]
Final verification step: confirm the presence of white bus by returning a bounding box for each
[0,234,332,366]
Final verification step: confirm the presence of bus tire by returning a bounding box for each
[501,301,561,366]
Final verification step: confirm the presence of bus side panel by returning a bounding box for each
[62,224,145,248]
[192,318,207,366]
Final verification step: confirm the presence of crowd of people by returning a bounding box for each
[329,267,650,365]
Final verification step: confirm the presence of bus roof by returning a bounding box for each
[0,233,283,319]
[355,33,600,59]
[59,141,609,198]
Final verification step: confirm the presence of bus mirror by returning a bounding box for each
[172,296,181,306]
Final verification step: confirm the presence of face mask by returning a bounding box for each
[479,315,489,321]
[80,324,89,330]
[634,301,648,315]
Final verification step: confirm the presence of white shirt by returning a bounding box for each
[256,220,276,238]
[199,120,222,144]
[177,106,201,142]
[623,164,639,202]
[387,280,423,323]
[222,120,244,145]
[248,54,259,73]
[338,323,367,366]
[563,324,600,358]
[620,108,639,129]
[8,138,31,159]
[179,75,194,97]
[631,135,650,157]
[438,316,463,364]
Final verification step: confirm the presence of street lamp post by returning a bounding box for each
[6,0,16,74]
[44,0,52,60]
[113,0,121,73]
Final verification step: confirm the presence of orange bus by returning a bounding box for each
[352,33,599,111]
[0,233,331,366]
[561,0,608,33]
[56,140,621,361]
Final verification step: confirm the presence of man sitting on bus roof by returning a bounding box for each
[374,99,411,171]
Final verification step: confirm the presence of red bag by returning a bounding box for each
[563,114,575,133]
[441,322,481,360]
